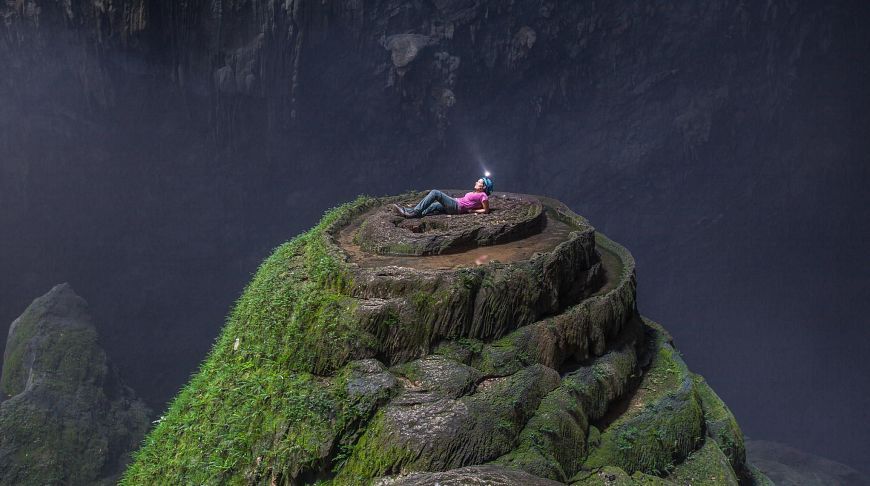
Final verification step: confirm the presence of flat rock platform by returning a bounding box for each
[352,191,545,257]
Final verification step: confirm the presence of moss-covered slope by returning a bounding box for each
[123,194,767,485]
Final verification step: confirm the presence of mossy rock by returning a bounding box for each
[1,284,102,398]
[389,354,481,400]
[122,194,749,485]
[336,364,561,483]
[665,439,739,485]
[691,374,747,475]
[493,316,646,482]
[124,199,385,484]
[582,321,704,476]
[435,225,638,380]
[0,284,150,485]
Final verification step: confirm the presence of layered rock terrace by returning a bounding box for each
[123,194,768,486]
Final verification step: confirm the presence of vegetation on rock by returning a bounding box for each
[123,194,769,485]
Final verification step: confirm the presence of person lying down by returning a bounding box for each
[393,177,493,218]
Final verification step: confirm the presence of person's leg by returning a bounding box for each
[421,201,445,216]
[411,190,441,214]
[411,190,456,216]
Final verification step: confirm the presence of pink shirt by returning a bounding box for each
[456,191,488,213]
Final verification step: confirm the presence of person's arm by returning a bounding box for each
[474,199,490,214]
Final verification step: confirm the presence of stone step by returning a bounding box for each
[335,363,562,482]
[581,318,705,476]
[331,194,638,368]
[491,315,646,482]
[350,224,635,371]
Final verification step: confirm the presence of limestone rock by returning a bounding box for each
[355,192,545,256]
[123,195,757,485]
[385,34,438,69]
[0,283,151,486]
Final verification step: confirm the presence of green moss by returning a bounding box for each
[2,312,103,399]
[351,219,369,246]
[122,196,382,484]
[337,365,559,482]
[433,337,483,364]
[594,232,635,282]
[411,290,437,314]
[665,439,739,486]
[388,361,421,383]
[493,329,641,482]
[367,307,401,346]
[0,313,39,397]
[406,290,441,344]
[456,269,481,290]
[332,410,419,483]
[385,242,419,256]
[1,394,101,484]
[472,332,527,376]
[583,327,704,476]
[495,387,580,481]
[691,374,746,472]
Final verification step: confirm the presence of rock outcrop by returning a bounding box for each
[123,194,770,485]
[356,193,545,256]
[745,439,870,486]
[0,283,151,485]
[2,5,867,473]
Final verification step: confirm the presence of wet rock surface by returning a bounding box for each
[355,191,545,256]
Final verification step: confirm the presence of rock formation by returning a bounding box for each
[0,283,151,485]
[745,439,870,486]
[123,194,771,485]
[2,5,868,473]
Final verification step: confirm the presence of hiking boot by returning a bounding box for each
[392,204,419,218]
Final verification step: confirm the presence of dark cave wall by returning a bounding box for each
[1,0,868,472]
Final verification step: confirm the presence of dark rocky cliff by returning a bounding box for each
[1,0,868,474]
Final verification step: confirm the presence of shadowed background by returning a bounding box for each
[1,0,868,474]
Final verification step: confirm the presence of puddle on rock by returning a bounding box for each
[337,207,580,270]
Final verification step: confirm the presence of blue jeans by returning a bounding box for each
[413,190,460,216]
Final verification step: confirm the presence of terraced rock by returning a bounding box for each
[355,192,545,256]
[582,320,705,476]
[122,194,769,485]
